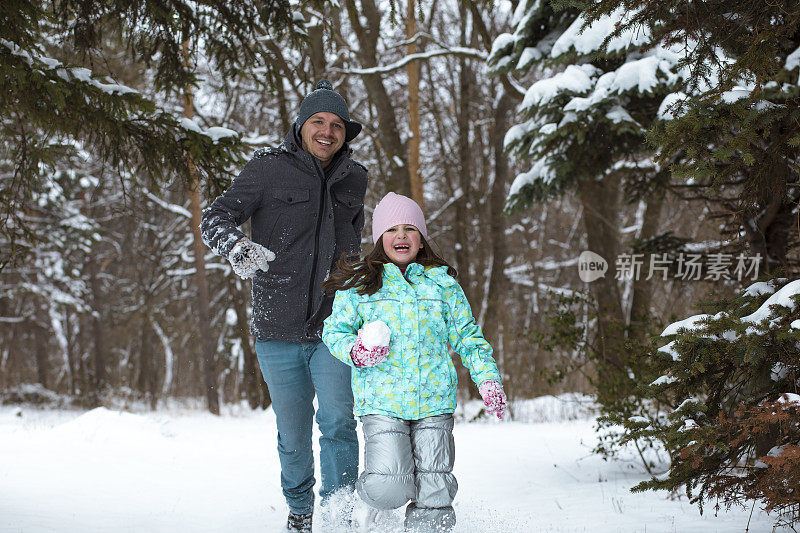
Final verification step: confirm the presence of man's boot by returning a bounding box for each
[286,512,312,532]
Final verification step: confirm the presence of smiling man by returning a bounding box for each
[200,80,367,533]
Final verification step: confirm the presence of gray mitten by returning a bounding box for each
[228,238,275,279]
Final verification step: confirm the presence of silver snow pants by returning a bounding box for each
[357,414,457,532]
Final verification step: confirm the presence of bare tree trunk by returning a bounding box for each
[276,79,292,137]
[629,192,665,341]
[453,6,473,295]
[86,253,106,403]
[77,316,90,398]
[330,9,352,106]
[449,5,479,399]
[345,0,409,195]
[33,312,50,389]
[183,40,220,415]
[228,276,271,409]
[578,176,626,385]
[64,306,76,395]
[80,185,107,403]
[137,311,158,409]
[188,180,219,415]
[309,23,326,81]
[482,91,512,358]
[406,0,423,208]
[477,90,513,398]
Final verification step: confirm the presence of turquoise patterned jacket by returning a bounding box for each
[322,262,502,419]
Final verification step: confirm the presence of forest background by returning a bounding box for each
[2,0,798,417]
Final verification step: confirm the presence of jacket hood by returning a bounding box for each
[385,262,457,288]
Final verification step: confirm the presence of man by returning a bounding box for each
[200,80,366,533]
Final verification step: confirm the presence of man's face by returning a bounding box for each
[299,112,346,167]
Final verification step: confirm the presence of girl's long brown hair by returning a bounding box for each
[323,235,457,296]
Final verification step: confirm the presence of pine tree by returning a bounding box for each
[574,0,800,525]
[618,280,800,527]
[580,0,800,271]
[487,0,687,208]
[486,0,688,406]
[1,0,308,265]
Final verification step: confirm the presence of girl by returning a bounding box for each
[321,192,507,532]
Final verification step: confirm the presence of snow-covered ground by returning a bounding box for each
[0,396,788,532]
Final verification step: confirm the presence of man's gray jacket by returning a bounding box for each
[200,126,367,342]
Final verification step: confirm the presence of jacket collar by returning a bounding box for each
[382,262,407,283]
[383,262,456,288]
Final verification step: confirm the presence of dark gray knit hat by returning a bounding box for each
[296,80,362,142]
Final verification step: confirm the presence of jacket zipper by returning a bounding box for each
[305,154,346,331]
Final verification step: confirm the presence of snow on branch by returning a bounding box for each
[179,118,239,144]
[340,47,487,75]
[550,7,651,58]
[1,39,139,96]
[427,188,464,224]
[520,64,600,111]
[740,279,800,326]
[508,159,556,198]
[143,191,191,219]
[385,31,433,51]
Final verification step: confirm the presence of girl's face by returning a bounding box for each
[381,224,423,268]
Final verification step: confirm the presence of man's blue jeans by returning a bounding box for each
[255,339,358,515]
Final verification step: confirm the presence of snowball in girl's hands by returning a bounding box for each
[361,320,391,349]
[351,327,390,367]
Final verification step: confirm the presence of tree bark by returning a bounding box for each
[137,311,158,409]
[183,40,220,415]
[33,313,50,389]
[77,315,89,398]
[309,23,326,81]
[86,252,106,403]
[275,79,292,137]
[406,0,423,208]
[228,276,271,409]
[629,192,665,341]
[64,306,76,395]
[453,6,473,295]
[482,91,512,355]
[80,185,107,403]
[578,176,626,382]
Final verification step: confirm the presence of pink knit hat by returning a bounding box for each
[371,192,428,244]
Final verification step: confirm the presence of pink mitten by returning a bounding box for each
[479,380,507,419]
[350,329,390,368]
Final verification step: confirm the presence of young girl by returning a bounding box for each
[321,192,506,532]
